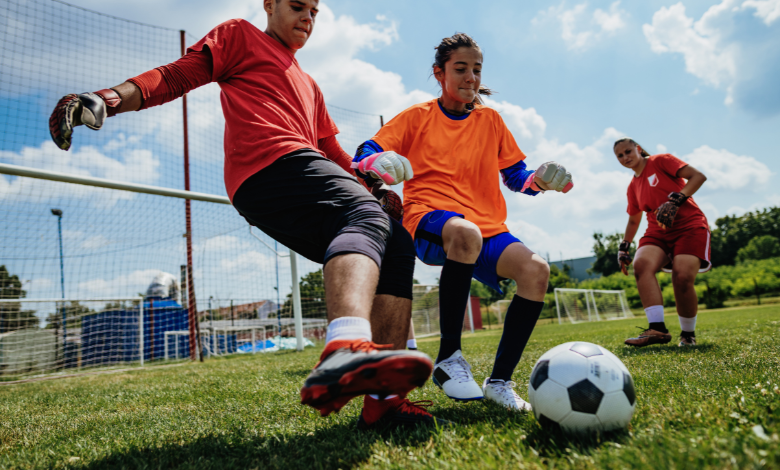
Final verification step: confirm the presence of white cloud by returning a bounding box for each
[656,144,668,153]
[643,1,780,113]
[534,1,628,50]
[0,141,160,207]
[81,235,111,250]
[681,145,771,190]
[643,2,737,89]
[482,98,547,148]
[77,269,164,298]
[742,0,780,25]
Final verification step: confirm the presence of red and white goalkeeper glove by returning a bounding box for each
[49,89,122,151]
[617,240,632,276]
[655,192,688,229]
[528,161,574,193]
[351,151,413,185]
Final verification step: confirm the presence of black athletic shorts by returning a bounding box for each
[232,150,390,266]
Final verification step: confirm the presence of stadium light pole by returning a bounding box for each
[51,208,66,355]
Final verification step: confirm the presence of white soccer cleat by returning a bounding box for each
[432,350,483,401]
[482,378,532,412]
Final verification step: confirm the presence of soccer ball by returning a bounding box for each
[528,342,636,434]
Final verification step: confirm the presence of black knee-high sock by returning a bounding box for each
[490,295,544,382]
[436,259,475,363]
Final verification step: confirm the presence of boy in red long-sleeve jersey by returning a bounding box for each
[48,0,446,429]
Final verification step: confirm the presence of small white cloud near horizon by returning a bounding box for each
[682,145,771,190]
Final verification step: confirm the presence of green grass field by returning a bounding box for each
[1,306,778,469]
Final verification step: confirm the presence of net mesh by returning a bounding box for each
[411,285,440,338]
[555,289,633,324]
[0,0,382,377]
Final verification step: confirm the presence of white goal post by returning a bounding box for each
[554,288,633,325]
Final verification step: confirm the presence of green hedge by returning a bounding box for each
[566,257,780,310]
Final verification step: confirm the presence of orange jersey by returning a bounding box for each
[371,99,525,238]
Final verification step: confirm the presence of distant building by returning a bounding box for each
[549,256,599,282]
[199,300,279,321]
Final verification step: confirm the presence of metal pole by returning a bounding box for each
[555,289,563,324]
[275,240,282,341]
[51,209,66,362]
[139,299,144,366]
[466,295,475,334]
[181,30,201,362]
[290,251,304,351]
[209,296,214,357]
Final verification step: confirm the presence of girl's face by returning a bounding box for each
[434,47,482,105]
[614,141,643,170]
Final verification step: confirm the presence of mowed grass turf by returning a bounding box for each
[1,306,778,469]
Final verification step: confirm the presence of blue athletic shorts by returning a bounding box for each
[413,210,522,293]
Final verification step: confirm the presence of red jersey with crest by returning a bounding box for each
[626,154,708,232]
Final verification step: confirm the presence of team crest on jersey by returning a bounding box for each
[647,173,659,187]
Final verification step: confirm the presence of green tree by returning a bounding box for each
[589,232,635,277]
[283,269,326,318]
[547,264,574,293]
[736,235,780,263]
[710,207,780,266]
[0,265,37,333]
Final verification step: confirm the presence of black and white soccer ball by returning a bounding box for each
[528,342,636,434]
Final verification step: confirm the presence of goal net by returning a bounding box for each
[554,288,633,324]
[0,298,148,379]
[412,285,440,338]
[0,0,384,377]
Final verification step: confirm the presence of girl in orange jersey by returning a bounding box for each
[352,33,573,414]
[613,138,709,348]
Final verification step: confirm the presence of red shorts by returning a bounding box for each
[638,225,712,273]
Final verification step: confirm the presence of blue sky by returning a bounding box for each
[1,0,778,296]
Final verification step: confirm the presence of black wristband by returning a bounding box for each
[668,192,688,206]
[618,240,630,252]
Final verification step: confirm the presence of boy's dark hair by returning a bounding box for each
[614,137,650,157]
[433,33,494,106]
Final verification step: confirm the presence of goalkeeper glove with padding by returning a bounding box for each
[617,240,632,276]
[351,151,413,185]
[370,181,403,222]
[655,192,688,229]
[49,89,122,151]
[533,161,574,193]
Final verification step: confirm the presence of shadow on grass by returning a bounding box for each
[81,421,437,470]
[619,343,715,358]
[524,420,631,458]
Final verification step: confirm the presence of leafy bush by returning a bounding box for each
[710,206,780,266]
[736,235,780,263]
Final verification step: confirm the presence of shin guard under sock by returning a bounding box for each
[435,259,475,363]
[490,295,544,382]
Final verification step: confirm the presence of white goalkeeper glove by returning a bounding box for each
[533,161,573,193]
[351,151,414,185]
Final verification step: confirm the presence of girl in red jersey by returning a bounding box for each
[353,33,573,414]
[614,138,709,347]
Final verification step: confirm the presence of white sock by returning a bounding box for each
[325,316,371,343]
[644,305,664,324]
[368,394,398,400]
[679,316,697,333]
[407,339,417,349]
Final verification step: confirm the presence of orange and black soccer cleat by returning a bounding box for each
[357,395,452,431]
[300,340,433,416]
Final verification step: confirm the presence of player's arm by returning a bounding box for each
[317,135,354,175]
[618,211,642,275]
[501,160,574,194]
[49,49,213,151]
[352,140,413,186]
[676,165,707,198]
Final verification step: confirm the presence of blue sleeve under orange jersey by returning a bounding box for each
[355,140,539,195]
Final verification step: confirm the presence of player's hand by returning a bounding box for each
[371,181,403,221]
[49,90,121,151]
[351,151,413,185]
[617,240,632,276]
[655,192,688,229]
[533,161,573,193]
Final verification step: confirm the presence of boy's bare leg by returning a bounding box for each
[323,253,379,321]
[370,295,411,349]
